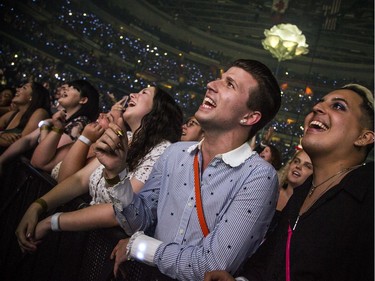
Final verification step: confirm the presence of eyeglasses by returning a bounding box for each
[185,119,200,128]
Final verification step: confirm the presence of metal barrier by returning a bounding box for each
[0,157,172,281]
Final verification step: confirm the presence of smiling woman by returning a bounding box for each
[30,79,99,172]
[0,81,51,152]
[204,83,374,281]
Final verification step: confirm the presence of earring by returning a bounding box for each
[240,119,246,124]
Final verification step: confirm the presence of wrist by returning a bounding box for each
[103,167,128,187]
[78,135,92,146]
[38,120,52,129]
[51,212,63,232]
[51,126,64,135]
[127,232,162,266]
[104,174,120,186]
[33,198,48,214]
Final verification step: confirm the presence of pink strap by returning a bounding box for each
[286,224,293,281]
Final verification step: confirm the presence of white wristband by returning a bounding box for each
[235,277,249,281]
[51,212,63,232]
[127,232,163,266]
[78,135,92,146]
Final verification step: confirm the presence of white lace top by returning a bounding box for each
[88,140,171,205]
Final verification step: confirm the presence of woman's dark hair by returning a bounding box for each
[18,82,51,129]
[0,87,16,106]
[66,80,100,122]
[230,59,281,140]
[268,144,282,170]
[127,86,183,172]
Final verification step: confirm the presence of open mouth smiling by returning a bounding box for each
[309,120,328,131]
[202,97,216,109]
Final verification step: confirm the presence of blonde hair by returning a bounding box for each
[277,149,305,188]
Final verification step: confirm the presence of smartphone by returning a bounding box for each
[121,96,129,108]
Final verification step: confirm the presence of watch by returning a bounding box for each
[38,120,51,128]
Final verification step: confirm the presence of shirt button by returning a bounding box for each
[188,202,193,207]
[179,228,184,235]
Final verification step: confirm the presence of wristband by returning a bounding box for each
[78,135,92,146]
[51,126,64,135]
[104,174,121,186]
[126,231,145,260]
[51,212,63,232]
[40,125,51,131]
[34,198,48,213]
[126,231,162,265]
[38,120,51,128]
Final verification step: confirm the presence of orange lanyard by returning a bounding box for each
[194,152,210,237]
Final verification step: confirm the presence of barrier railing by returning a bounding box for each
[0,157,173,281]
[0,157,126,281]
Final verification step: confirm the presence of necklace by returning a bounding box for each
[293,163,365,231]
[308,163,364,197]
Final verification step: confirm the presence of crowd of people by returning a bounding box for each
[1,0,371,165]
[0,1,373,281]
[0,57,371,281]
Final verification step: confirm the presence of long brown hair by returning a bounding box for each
[127,87,183,172]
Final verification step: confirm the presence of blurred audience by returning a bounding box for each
[0,81,51,152]
[181,116,204,141]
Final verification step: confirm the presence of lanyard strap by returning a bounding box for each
[286,224,293,281]
[194,152,209,237]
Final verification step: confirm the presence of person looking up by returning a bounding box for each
[0,81,50,152]
[181,116,204,141]
[0,87,16,116]
[16,86,183,246]
[20,59,282,281]
[258,144,282,170]
[30,79,100,172]
[204,83,374,281]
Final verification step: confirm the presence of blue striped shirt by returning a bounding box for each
[114,141,278,280]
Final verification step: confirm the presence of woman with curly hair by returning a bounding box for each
[16,86,183,250]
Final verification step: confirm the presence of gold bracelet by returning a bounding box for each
[40,125,51,131]
[51,126,64,135]
[34,198,48,213]
[104,174,121,186]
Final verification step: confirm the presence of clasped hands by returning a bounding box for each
[94,116,129,177]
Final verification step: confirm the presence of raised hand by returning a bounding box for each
[110,96,129,121]
[94,117,128,177]
[51,109,67,129]
[81,122,105,144]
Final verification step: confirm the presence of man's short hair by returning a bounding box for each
[340,83,374,156]
[230,59,281,139]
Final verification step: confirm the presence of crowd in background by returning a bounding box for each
[0,0,372,164]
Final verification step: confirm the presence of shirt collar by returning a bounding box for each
[187,140,255,167]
